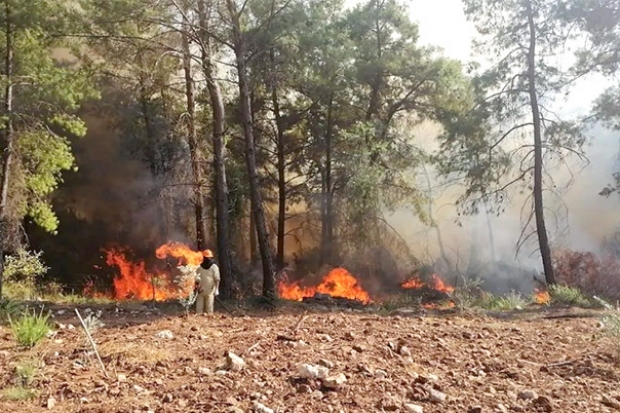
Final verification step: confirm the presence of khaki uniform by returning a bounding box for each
[195,263,220,314]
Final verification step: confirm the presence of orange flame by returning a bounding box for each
[401,273,454,293]
[534,289,550,305]
[278,267,372,304]
[155,241,203,266]
[86,242,200,301]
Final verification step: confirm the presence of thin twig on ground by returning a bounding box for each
[292,310,308,331]
[75,309,109,379]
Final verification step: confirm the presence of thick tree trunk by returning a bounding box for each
[526,0,555,284]
[0,1,14,299]
[197,1,233,298]
[227,0,276,298]
[269,49,286,270]
[181,21,207,251]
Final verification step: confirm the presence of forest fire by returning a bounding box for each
[401,273,456,308]
[535,289,551,305]
[401,273,455,293]
[278,267,373,304]
[85,242,199,301]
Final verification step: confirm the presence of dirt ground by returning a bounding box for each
[0,302,619,413]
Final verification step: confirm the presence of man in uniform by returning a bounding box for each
[194,249,220,314]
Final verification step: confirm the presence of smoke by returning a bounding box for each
[383,119,620,294]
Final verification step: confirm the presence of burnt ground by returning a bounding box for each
[0,301,619,413]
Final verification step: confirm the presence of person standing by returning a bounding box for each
[195,249,220,314]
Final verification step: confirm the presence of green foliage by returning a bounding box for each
[3,249,48,300]
[8,307,52,347]
[549,284,593,307]
[3,249,48,283]
[0,0,99,234]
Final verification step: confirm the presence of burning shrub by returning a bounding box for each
[552,249,620,301]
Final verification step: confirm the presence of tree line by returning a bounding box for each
[0,0,619,299]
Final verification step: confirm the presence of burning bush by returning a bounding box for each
[552,249,620,300]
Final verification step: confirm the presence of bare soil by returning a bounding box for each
[0,302,618,413]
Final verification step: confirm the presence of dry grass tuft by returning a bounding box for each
[98,341,172,366]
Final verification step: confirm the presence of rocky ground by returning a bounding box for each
[0,301,619,413]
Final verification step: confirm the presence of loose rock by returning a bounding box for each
[429,388,447,403]
[225,352,246,371]
[155,330,174,339]
[322,373,347,390]
[47,397,57,409]
[252,402,274,413]
[517,389,538,400]
[405,404,424,413]
[298,363,329,379]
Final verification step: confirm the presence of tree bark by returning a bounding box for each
[0,0,14,299]
[320,95,335,265]
[526,0,555,284]
[181,17,207,251]
[227,0,276,298]
[197,0,233,298]
[249,202,258,263]
[269,49,286,270]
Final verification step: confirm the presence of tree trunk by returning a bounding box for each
[321,96,335,265]
[269,49,286,270]
[0,1,14,299]
[197,0,233,298]
[181,18,207,251]
[227,0,276,298]
[249,202,258,263]
[526,0,555,284]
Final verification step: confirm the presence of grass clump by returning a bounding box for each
[476,291,529,311]
[1,386,37,401]
[594,297,620,355]
[2,358,39,401]
[549,284,592,307]
[8,307,52,347]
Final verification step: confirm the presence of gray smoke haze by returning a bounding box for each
[384,119,620,294]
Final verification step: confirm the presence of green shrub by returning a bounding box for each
[549,284,592,307]
[3,249,48,301]
[8,307,52,347]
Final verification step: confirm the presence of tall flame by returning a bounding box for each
[86,242,200,301]
[278,267,372,304]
